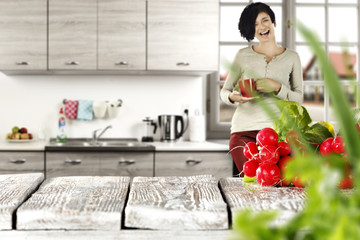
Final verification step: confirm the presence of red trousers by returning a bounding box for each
[229,130,259,176]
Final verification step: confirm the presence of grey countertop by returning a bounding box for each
[0,139,229,152]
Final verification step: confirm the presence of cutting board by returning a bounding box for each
[16,176,130,230]
[219,178,306,226]
[0,173,44,230]
[125,175,228,230]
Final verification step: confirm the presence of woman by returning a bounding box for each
[220,2,303,175]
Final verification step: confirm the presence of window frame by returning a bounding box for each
[208,0,360,138]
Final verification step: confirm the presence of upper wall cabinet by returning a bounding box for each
[147,0,219,71]
[48,0,97,70]
[98,0,146,70]
[0,0,47,71]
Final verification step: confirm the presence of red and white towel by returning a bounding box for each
[64,100,78,119]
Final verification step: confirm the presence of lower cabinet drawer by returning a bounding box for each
[46,152,154,178]
[46,152,100,178]
[0,151,44,174]
[99,152,154,177]
[154,151,232,179]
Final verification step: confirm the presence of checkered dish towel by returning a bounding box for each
[64,100,78,119]
[77,100,94,121]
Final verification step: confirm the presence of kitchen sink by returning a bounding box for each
[45,138,155,152]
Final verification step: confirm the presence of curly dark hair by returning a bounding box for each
[238,2,276,42]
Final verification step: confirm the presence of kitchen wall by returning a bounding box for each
[0,73,206,143]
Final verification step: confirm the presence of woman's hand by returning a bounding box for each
[256,78,281,93]
[229,91,255,104]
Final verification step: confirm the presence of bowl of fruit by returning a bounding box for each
[6,126,34,142]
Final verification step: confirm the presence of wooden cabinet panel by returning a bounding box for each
[99,152,154,177]
[45,152,100,178]
[0,152,44,174]
[0,0,47,70]
[155,151,232,179]
[147,1,219,71]
[98,0,146,70]
[48,0,97,70]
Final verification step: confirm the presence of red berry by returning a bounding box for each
[256,128,279,147]
[243,142,258,159]
[256,163,281,186]
[276,141,291,156]
[331,136,344,154]
[320,137,334,156]
[243,159,260,177]
[259,145,280,164]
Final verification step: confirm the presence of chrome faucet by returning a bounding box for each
[92,125,112,144]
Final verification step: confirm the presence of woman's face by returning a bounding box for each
[254,11,276,42]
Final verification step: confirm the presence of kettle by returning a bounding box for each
[158,110,188,142]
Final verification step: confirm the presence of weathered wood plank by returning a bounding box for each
[219,178,306,226]
[125,175,228,230]
[0,230,232,240]
[17,176,130,230]
[0,173,44,230]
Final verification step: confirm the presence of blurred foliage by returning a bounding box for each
[228,22,360,240]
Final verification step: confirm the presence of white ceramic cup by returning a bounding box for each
[93,101,107,118]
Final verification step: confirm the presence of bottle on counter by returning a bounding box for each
[56,107,67,143]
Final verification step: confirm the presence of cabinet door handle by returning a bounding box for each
[115,61,128,65]
[185,159,202,164]
[65,61,79,65]
[65,159,82,165]
[16,61,30,65]
[176,62,190,66]
[9,159,26,164]
[118,159,135,165]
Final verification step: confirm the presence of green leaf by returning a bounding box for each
[243,175,256,183]
[304,123,333,144]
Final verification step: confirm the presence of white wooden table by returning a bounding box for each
[125,175,229,230]
[219,178,306,226]
[16,176,130,230]
[0,173,44,230]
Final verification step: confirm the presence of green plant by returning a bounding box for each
[229,22,360,240]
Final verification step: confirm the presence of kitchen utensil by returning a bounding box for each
[189,109,206,142]
[239,78,256,97]
[141,117,157,142]
[157,110,188,142]
[93,101,107,118]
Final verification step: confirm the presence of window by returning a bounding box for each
[209,0,359,137]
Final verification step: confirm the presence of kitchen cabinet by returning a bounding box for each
[0,0,47,71]
[48,0,97,70]
[98,0,146,70]
[46,152,153,178]
[154,151,232,179]
[147,0,219,71]
[46,152,100,178]
[0,151,44,174]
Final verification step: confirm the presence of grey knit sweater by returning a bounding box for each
[220,46,303,133]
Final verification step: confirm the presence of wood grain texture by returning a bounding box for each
[219,178,306,226]
[48,0,97,70]
[0,152,44,174]
[17,176,130,230]
[147,1,219,71]
[0,0,47,70]
[0,173,44,230]
[125,175,228,230]
[98,0,146,70]
[0,230,231,240]
[154,152,232,178]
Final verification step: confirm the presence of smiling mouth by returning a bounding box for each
[260,30,270,36]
